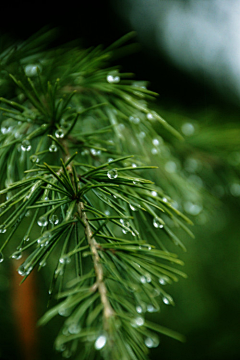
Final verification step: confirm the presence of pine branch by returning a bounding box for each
[0,29,193,360]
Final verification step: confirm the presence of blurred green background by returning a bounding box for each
[1,1,240,359]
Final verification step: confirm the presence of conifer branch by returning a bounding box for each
[0,29,196,360]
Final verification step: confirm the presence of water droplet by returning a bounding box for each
[152,139,159,146]
[107,73,120,84]
[172,201,179,210]
[146,274,151,282]
[145,336,159,348]
[14,130,21,139]
[49,144,58,152]
[153,218,163,229]
[1,123,9,134]
[129,204,137,211]
[23,236,30,243]
[136,306,143,313]
[55,267,64,276]
[24,64,41,77]
[56,343,66,352]
[184,202,202,215]
[151,191,157,197]
[5,178,13,188]
[181,123,195,136]
[18,264,33,276]
[165,161,177,173]
[159,277,168,285]
[0,252,4,263]
[108,158,114,163]
[38,233,50,244]
[55,128,64,138]
[107,169,118,179]
[30,155,39,163]
[66,256,71,264]
[90,148,97,156]
[147,304,157,313]
[184,158,199,173]
[162,295,173,305]
[147,113,154,120]
[129,116,140,124]
[58,307,71,317]
[38,239,45,247]
[39,259,46,267]
[95,335,107,350]
[81,149,89,155]
[68,323,81,334]
[140,274,151,283]
[62,326,72,336]
[230,183,240,196]
[151,148,158,155]
[37,216,48,227]
[134,317,144,327]
[21,139,31,152]
[49,214,59,225]
[138,131,146,139]
[162,197,168,202]
[120,219,130,228]
[12,251,22,260]
[105,210,110,216]
[25,210,31,217]
[0,227,7,234]
[62,349,72,358]
[132,81,147,89]
[145,337,154,348]
[188,175,203,187]
[59,256,70,265]
[5,126,14,134]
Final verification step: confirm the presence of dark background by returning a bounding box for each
[1,0,231,111]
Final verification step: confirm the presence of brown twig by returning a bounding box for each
[77,202,115,324]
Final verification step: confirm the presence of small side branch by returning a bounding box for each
[61,143,115,325]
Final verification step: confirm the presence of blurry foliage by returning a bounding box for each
[148,105,240,360]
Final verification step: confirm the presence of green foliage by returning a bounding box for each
[0,29,192,359]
